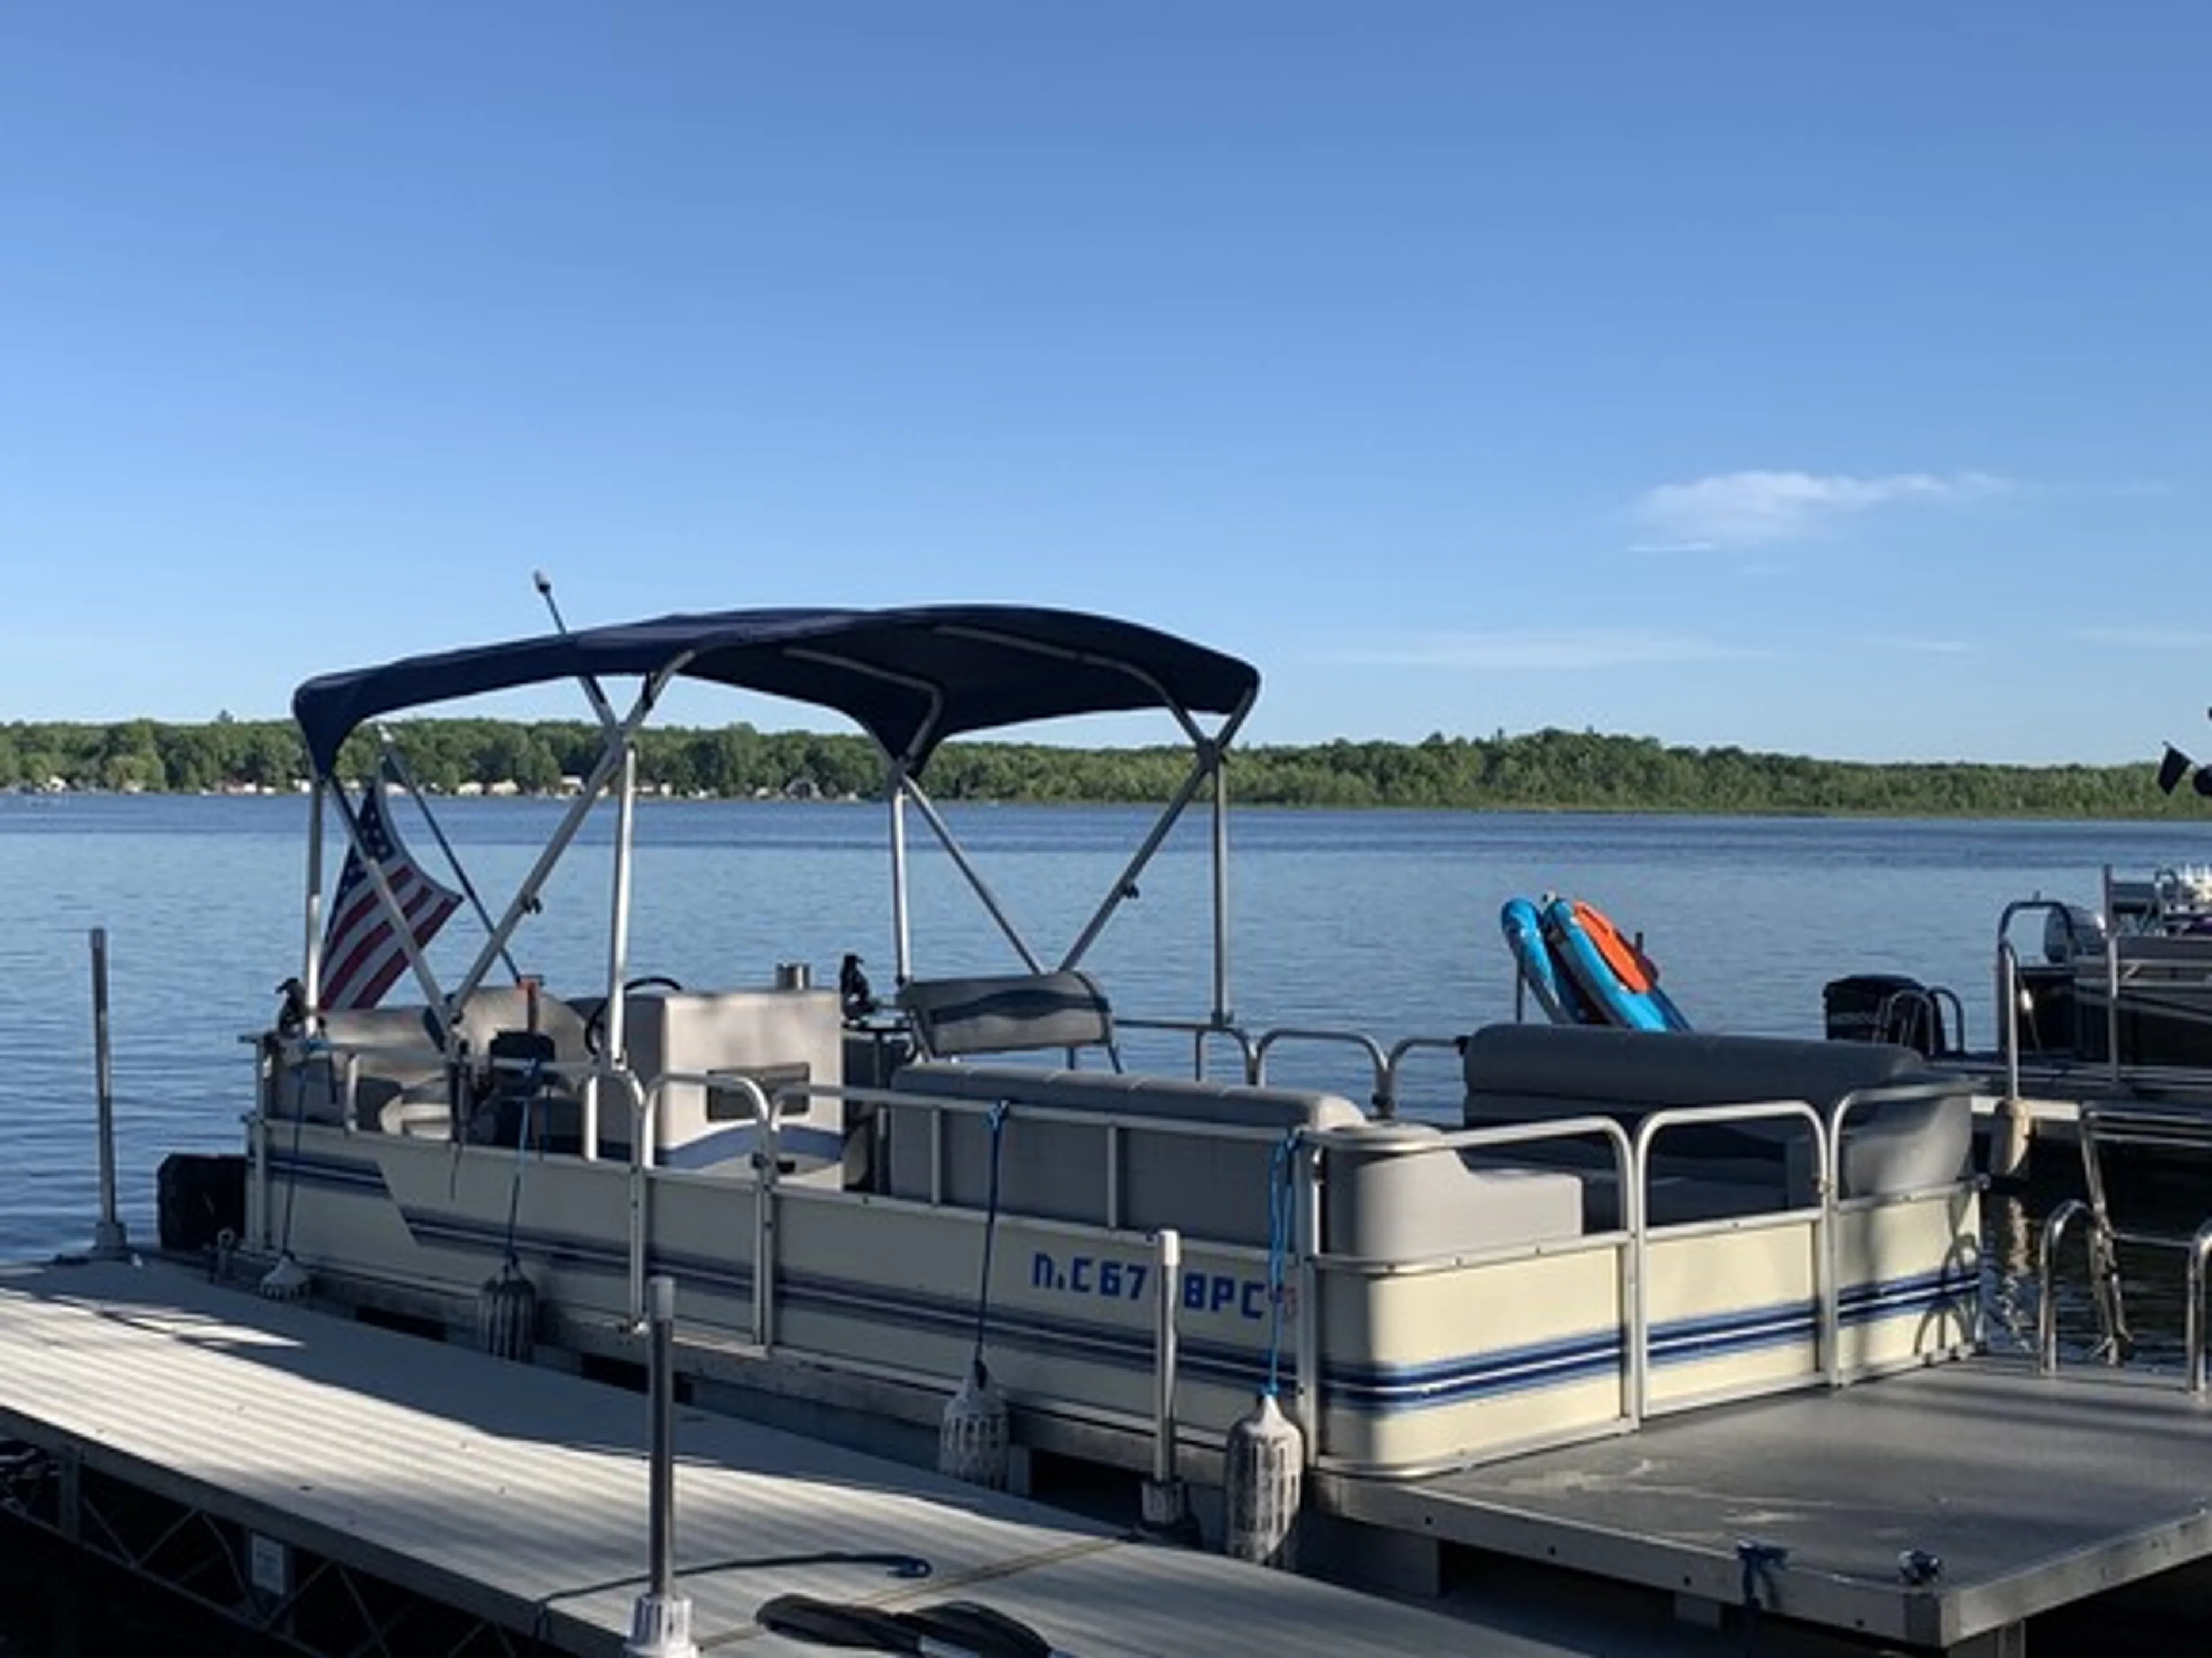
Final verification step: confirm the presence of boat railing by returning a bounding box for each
[1995,898,2104,1095]
[712,1078,1969,1433]
[1631,1100,1833,1415]
[1824,1078,1987,1369]
[2036,1198,2125,1372]
[2097,873,2123,1087]
[229,1044,1983,1476]
[248,1028,438,1134]
[2188,1222,2212,1398]
[1378,1033,1471,1121]
[777,1084,1778,1472]
[1249,1026,1392,1115]
[623,1066,770,1327]
[1878,982,1966,1057]
[799,1076,1320,1221]
[1112,1015,1258,1084]
[1122,1015,1473,1121]
[1997,936,2025,1103]
[1294,1114,1639,1466]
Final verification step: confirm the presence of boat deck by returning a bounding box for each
[0,1257,1641,1658]
[1325,1355,2212,1652]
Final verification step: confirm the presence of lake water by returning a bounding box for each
[2,795,2209,1647]
[7,793,2206,1261]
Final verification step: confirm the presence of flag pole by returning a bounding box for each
[374,732,524,985]
[326,783,450,1016]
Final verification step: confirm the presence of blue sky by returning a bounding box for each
[2,3,2206,764]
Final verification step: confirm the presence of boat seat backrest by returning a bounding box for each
[266,1006,444,1127]
[277,990,591,1133]
[444,987,593,1073]
[897,970,1118,1063]
[1459,1023,1971,1204]
[883,1061,1362,1245]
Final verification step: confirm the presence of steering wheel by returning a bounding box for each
[583,975,686,1057]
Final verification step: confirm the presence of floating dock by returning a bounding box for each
[0,1258,1658,1657]
[5,1257,2212,1656]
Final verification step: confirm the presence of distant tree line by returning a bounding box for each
[0,717,2200,819]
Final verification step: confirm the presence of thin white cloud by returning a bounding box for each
[1337,629,1761,672]
[2074,627,2212,650]
[1631,469,2013,548]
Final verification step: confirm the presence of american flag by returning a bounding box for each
[319,783,462,1011]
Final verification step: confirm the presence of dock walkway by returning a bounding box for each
[0,1258,1610,1657]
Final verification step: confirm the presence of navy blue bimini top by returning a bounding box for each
[291,604,1259,778]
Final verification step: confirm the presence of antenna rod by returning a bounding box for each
[533,568,571,634]
[533,568,620,731]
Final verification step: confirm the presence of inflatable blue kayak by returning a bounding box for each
[1500,896,1599,1025]
[1540,896,1691,1032]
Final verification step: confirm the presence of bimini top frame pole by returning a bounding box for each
[856,621,1259,1001]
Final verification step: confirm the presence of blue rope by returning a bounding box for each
[969,1102,1009,1371]
[272,1035,329,1260]
[1263,1132,1298,1399]
[499,1057,543,1268]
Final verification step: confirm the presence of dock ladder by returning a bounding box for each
[2037,1101,2212,1393]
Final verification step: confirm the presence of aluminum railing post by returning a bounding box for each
[2187,1222,2212,1398]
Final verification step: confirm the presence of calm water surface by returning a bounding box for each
[8,794,2206,1256]
[10,795,2209,1321]
[3,796,2209,1645]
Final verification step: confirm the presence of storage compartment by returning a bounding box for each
[622,987,846,1182]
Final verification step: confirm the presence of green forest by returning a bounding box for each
[2,716,2202,819]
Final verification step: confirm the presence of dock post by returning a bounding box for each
[88,928,130,1261]
[625,1273,697,1658]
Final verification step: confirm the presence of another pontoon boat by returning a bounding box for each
[1821,862,2212,1125]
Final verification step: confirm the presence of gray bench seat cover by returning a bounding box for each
[1459,1024,1971,1211]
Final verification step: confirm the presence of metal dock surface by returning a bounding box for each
[0,1258,1590,1657]
[1323,1354,2212,1651]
